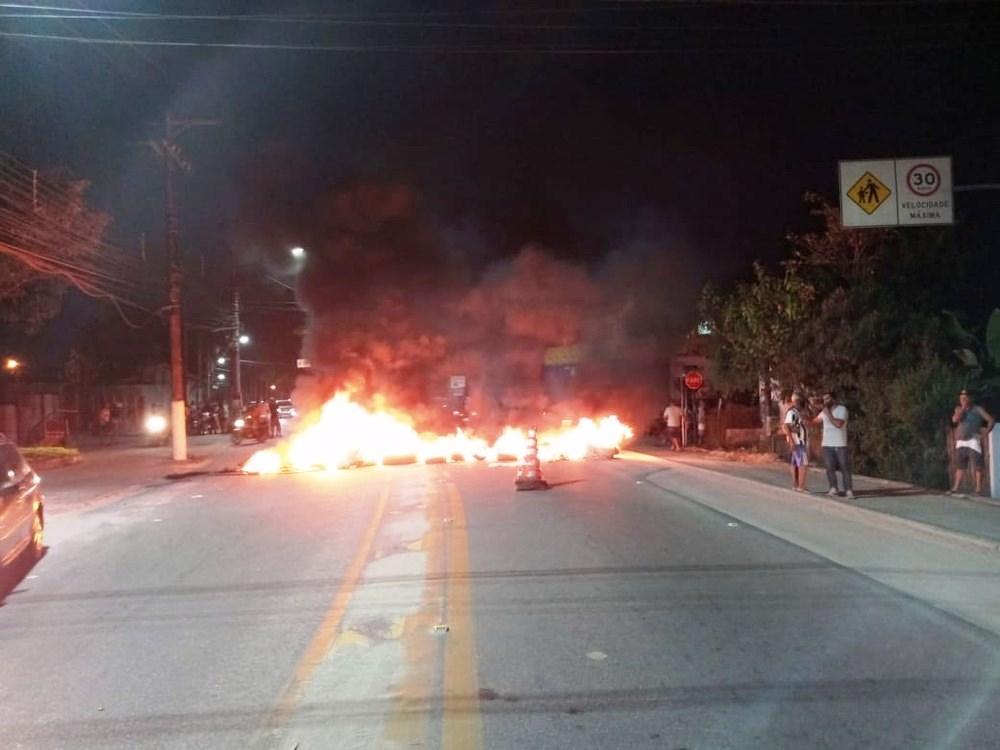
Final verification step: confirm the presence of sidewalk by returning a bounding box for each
[34,434,256,515]
[637,444,1000,546]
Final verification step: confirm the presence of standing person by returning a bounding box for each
[813,391,853,499]
[221,400,230,433]
[696,400,706,446]
[663,401,682,451]
[97,403,112,445]
[268,397,281,437]
[949,389,995,497]
[783,393,810,492]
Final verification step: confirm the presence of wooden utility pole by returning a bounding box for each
[158,112,219,461]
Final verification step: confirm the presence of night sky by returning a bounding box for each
[2,0,998,377]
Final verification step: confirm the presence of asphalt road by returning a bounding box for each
[1,452,998,749]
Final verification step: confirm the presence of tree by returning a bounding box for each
[702,194,967,487]
[0,168,112,333]
[944,308,1000,402]
[700,261,814,427]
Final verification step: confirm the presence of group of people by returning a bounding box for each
[244,398,282,438]
[783,388,996,499]
[660,400,707,451]
[782,391,852,498]
[190,401,230,435]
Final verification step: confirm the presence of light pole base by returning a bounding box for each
[171,400,187,461]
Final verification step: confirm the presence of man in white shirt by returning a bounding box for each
[813,391,853,499]
[663,402,682,451]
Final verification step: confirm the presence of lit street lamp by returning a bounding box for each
[238,334,250,346]
[217,356,226,366]
[217,372,227,381]
[290,246,305,259]
[4,357,20,372]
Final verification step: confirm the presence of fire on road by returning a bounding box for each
[242,390,633,475]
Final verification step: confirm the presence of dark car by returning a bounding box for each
[0,436,45,568]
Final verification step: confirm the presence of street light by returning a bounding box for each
[290,246,305,259]
[269,384,277,391]
[217,372,226,381]
[217,356,227,366]
[238,334,250,345]
[3,357,20,372]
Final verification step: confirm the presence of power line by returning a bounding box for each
[0,28,989,54]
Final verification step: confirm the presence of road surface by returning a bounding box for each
[1,451,998,749]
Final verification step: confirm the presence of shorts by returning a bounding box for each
[790,445,809,467]
[956,446,985,471]
[667,427,681,439]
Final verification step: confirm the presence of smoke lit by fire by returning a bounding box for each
[242,390,632,474]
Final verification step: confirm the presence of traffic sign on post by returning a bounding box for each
[895,156,953,226]
[839,160,898,228]
[683,370,704,391]
[839,156,953,228]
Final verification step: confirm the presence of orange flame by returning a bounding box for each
[241,391,632,474]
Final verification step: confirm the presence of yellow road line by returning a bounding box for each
[253,486,390,744]
[443,482,483,750]
[384,481,446,746]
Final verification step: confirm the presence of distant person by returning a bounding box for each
[783,393,809,492]
[696,400,706,446]
[663,401,682,451]
[98,403,112,445]
[268,398,281,437]
[110,398,123,439]
[949,389,995,497]
[813,391,853,499]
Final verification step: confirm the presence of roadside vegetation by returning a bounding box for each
[701,195,997,488]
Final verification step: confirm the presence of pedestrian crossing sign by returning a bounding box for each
[846,171,892,215]
[839,159,898,227]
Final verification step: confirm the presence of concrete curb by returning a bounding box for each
[640,453,1000,557]
[28,455,82,471]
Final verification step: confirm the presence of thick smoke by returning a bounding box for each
[290,182,687,433]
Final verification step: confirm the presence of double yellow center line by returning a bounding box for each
[253,476,482,749]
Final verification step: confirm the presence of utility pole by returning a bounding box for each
[158,111,219,461]
[233,286,243,412]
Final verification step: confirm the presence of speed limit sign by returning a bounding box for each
[905,163,941,196]
[894,156,953,226]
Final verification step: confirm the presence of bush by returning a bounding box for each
[850,356,963,488]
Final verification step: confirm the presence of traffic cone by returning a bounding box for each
[515,427,549,491]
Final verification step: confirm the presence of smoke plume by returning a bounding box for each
[284,182,689,432]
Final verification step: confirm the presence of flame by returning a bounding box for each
[241,391,632,474]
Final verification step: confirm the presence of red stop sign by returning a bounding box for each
[684,370,704,391]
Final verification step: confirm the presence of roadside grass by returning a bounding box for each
[21,446,81,462]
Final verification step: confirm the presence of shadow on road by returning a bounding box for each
[851,488,941,499]
[0,547,47,608]
[547,479,586,489]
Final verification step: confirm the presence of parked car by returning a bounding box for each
[275,399,297,421]
[0,435,44,568]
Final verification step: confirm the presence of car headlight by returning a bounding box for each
[233,418,245,429]
[145,415,168,434]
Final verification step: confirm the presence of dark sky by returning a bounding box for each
[2,0,998,369]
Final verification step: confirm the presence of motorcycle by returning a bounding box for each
[230,413,269,445]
